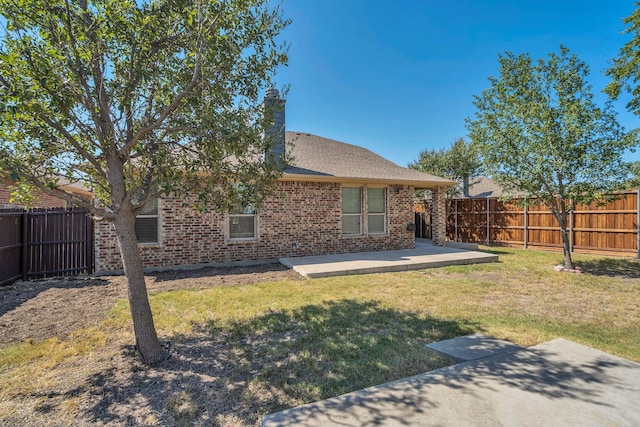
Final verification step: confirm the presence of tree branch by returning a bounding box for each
[118,61,207,158]
[63,0,104,146]
[78,0,115,152]
[118,0,229,158]
[38,113,106,178]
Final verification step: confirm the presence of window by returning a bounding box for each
[135,199,159,243]
[229,206,256,240]
[342,187,362,235]
[342,186,387,236]
[367,187,386,234]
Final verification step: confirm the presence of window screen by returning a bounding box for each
[229,214,256,239]
[342,187,362,235]
[135,199,158,243]
[368,188,386,234]
[229,205,256,240]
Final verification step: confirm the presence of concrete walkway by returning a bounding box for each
[280,240,499,278]
[262,335,640,426]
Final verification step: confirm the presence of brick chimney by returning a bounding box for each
[263,88,285,169]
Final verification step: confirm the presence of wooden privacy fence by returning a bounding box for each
[447,190,639,257]
[0,208,93,286]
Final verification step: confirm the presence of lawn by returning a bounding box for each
[1,247,639,426]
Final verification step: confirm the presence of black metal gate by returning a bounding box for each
[414,211,432,239]
[0,208,93,286]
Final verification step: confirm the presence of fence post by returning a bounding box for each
[524,200,528,250]
[486,198,490,245]
[21,210,28,281]
[637,189,639,259]
[86,212,94,274]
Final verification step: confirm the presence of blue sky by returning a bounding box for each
[274,0,640,167]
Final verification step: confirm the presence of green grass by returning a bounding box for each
[1,247,639,423]
[136,248,638,355]
[105,247,640,401]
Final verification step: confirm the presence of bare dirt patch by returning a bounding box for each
[0,263,301,346]
[1,263,304,426]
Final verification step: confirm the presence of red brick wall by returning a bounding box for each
[0,183,67,208]
[94,180,416,272]
[432,186,447,246]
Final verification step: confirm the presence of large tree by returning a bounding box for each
[623,160,640,189]
[409,137,482,214]
[605,3,640,191]
[467,46,636,270]
[606,3,640,116]
[0,0,289,364]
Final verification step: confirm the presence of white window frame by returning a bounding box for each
[342,186,363,236]
[228,207,258,241]
[367,187,387,234]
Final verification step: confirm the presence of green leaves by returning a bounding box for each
[409,137,481,199]
[467,46,633,202]
[0,0,290,214]
[467,46,637,266]
[606,4,640,116]
[622,160,640,189]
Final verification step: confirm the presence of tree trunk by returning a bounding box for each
[551,198,575,271]
[560,227,575,270]
[113,211,169,365]
[554,209,574,270]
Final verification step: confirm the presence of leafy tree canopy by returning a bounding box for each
[409,137,482,199]
[0,0,289,215]
[0,0,289,364]
[467,46,637,269]
[623,160,640,189]
[606,3,640,116]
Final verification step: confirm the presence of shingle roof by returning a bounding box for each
[283,132,454,187]
[463,176,508,198]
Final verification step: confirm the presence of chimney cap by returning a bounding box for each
[265,88,280,99]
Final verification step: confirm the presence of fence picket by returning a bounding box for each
[447,190,639,257]
[0,207,93,286]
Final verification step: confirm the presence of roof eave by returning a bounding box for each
[280,173,456,188]
[58,184,94,198]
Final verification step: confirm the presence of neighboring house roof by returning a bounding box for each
[55,177,94,198]
[282,132,455,188]
[463,176,508,198]
[0,175,93,209]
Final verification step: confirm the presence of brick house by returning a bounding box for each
[94,90,454,273]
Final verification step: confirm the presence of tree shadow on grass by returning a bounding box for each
[577,257,640,279]
[36,299,640,426]
[72,299,475,426]
[265,342,640,426]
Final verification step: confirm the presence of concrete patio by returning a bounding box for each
[279,239,499,278]
[262,335,640,426]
